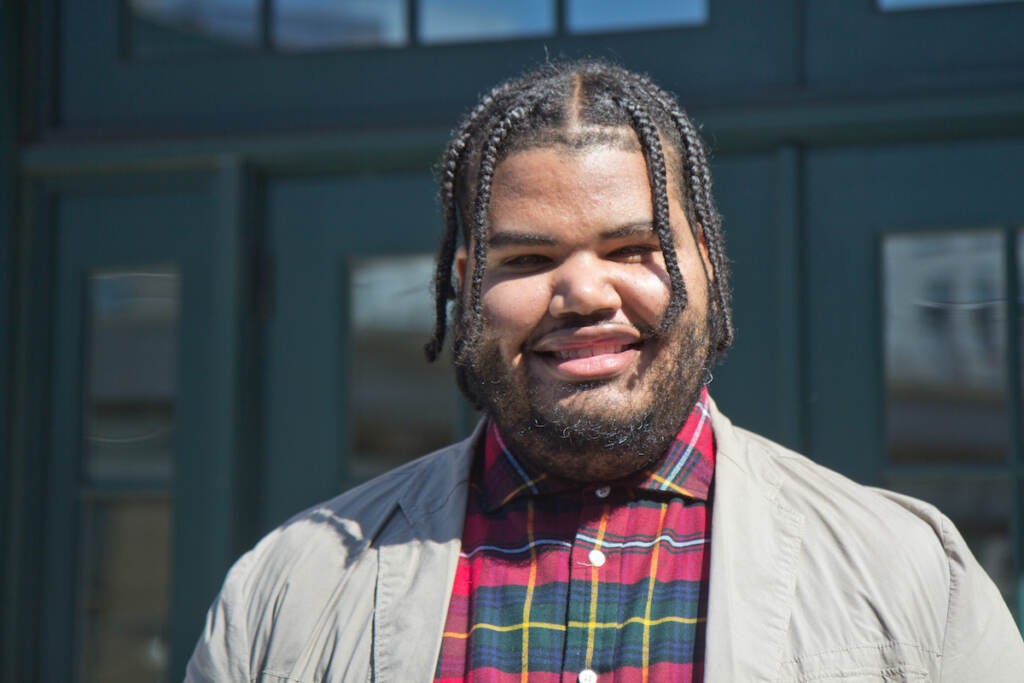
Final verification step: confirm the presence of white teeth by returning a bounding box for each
[553,344,627,360]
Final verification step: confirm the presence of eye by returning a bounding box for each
[497,253,552,270]
[609,244,660,262]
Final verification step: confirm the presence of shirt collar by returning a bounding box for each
[476,387,716,512]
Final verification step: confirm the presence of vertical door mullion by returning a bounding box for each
[1005,227,1024,627]
[40,229,86,683]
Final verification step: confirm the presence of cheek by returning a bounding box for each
[479,279,550,340]
[616,265,673,323]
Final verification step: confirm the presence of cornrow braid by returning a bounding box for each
[662,104,733,353]
[615,71,734,355]
[462,94,544,355]
[613,96,688,330]
[426,82,522,361]
[425,58,735,364]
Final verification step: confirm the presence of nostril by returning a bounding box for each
[549,280,621,317]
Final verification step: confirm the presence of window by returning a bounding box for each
[879,0,1022,10]
[882,231,1007,465]
[882,229,1018,612]
[78,269,180,681]
[567,0,707,34]
[273,0,407,51]
[418,0,554,45]
[128,0,261,56]
[127,0,709,55]
[348,255,460,482]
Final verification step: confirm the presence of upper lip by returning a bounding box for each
[529,324,644,354]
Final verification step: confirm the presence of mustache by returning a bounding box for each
[522,313,663,349]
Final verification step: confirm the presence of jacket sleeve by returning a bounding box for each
[937,514,1024,682]
[183,551,254,683]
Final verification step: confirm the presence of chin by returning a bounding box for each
[453,307,712,478]
[549,387,648,422]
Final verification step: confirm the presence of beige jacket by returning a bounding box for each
[186,404,1024,682]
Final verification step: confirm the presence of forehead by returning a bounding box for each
[488,144,686,236]
[491,139,683,199]
[492,145,648,200]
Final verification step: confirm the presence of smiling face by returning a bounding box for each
[453,140,715,481]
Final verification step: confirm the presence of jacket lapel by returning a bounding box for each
[372,428,478,682]
[704,404,805,682]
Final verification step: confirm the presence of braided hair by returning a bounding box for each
[425,59,733,366]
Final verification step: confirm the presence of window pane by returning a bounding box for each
[879,0,1021,10]
[273,0,407,51]
[128,0,260,56]
[78,269,179,682]
[85,270,179,484]
[567,0,707,33]
[883,231,1008,463]
[78,496,173,683]
[419,0,553,44]
[349,255,457,482]
[885,475,1014,612]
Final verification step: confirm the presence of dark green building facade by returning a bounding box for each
[3,1,1024,680]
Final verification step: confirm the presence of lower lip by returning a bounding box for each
[533,347,642,381]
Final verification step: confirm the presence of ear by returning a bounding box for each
[454,246,468,291]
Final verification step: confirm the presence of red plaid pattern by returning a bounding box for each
[435,389,715,682]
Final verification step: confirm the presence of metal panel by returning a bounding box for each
[1,4,27,680]
[261,170,447,531]
[52,0,800,135]
[709,149,804,451]
[806,0,1024,90]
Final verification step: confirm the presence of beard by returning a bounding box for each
[453,304,713,483]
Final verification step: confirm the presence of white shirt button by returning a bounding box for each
[588,549,606,567]
[578,669,598,683]
[594,485,611,498]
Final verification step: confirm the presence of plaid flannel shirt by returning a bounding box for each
[435,388,715,683]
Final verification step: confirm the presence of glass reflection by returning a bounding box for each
[78,268,179,682]
[85,270,179,483]
[878,0,1021,11]
[273,0,407,50]
[78,497,173,683]
[349,255,457,482]
[883,231,1007,463]
[419,0,553,44]
[567,0,707,33]
[129,0,260,55]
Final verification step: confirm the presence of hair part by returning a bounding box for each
[425,58,733,364]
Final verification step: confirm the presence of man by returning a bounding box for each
[186,61,1023,682]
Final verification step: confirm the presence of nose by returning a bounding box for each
[548,254,621,319]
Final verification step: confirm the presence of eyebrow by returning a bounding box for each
[487,231,558,248]
[600,222,657,240]
[487,222,657,248]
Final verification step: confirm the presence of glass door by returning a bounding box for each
[262,169,473,531]
[804,138,1024,626]
[40,173,242,682]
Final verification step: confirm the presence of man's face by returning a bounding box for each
[454,142,714,481]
